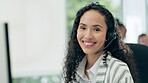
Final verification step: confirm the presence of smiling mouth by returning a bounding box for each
[82,41,96,47]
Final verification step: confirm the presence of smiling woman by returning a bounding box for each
[77,10,107,56]
[63,2,139,83]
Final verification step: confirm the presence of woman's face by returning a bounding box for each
[77,10,107,55]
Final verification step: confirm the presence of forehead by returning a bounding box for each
[80,10,106,23]
[79,10,107,28]
[81,10,105,19]
[140,36,148,39]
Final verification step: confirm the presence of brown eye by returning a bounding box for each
[80,27,86,30]
[94,28,100,31]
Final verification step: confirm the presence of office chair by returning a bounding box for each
[127,43,148,83]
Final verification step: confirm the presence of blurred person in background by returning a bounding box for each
[116,18,127,40]
[63,2,138,83]
[138,33,148,46]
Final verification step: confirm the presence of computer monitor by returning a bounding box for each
[0,22,12,83]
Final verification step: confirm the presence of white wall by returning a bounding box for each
[0,0,66,77]
[0,22,9,83]
[123,0,146,43]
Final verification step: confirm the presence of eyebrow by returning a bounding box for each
[92,25,102,28]
[79,23,87,26]
[79,23,102,28]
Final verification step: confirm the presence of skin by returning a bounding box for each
[120,26,126,40]
[77,10,107,79]
[139,36,148,46]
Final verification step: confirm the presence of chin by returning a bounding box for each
[84,51,95,55]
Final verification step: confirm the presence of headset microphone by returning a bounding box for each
[95,36,116,54]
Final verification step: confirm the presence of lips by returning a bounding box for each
[82,41,96,47]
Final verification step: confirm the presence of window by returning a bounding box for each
[66,0,122,35]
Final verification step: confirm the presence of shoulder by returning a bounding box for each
[108,56,130,74]
[109,56,128,68]
[106,54,129,71]
[107,56,134,83]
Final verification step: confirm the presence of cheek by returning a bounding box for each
[96,34,106,43]
[77,31,83,40]
[97,33,106,39]
[77,31,79,40]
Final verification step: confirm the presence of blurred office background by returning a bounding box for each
[0,0,148,83]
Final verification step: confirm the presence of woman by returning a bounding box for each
[63,2,138,83]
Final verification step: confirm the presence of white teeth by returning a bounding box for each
[84,42,94,45]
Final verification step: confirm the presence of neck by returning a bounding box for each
[85,51,103,70]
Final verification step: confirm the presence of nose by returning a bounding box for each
[84,30,93,39]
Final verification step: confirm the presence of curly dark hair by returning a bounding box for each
[63,2,139,83]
